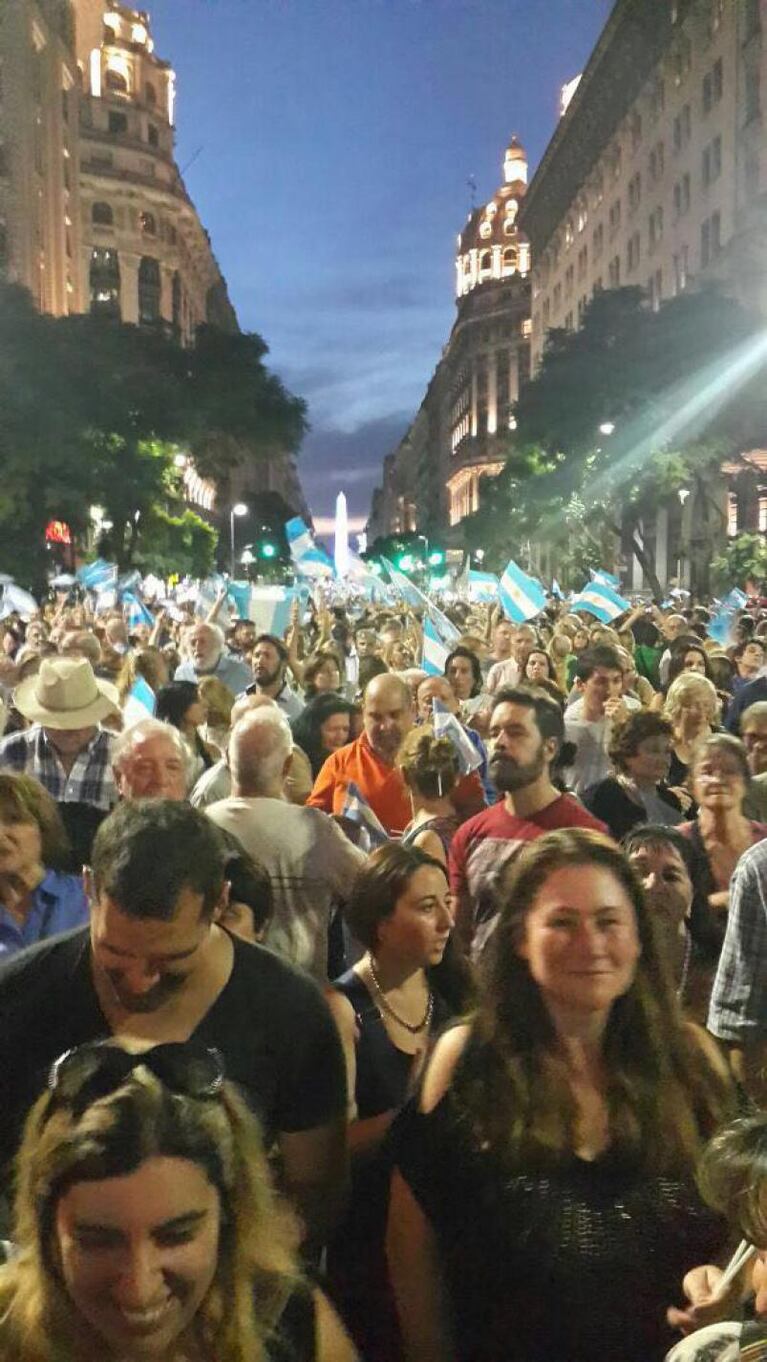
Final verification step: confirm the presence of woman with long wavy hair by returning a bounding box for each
[386,828,735,1362]
[0,1041,356,1362]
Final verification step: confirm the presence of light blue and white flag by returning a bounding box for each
[498,559,547,623]
[432,698,482,775]
[226,581,252,620]
[248,584,298,639]
[347,552,395,603]
[467,570,500,604]
[0,583,38,619]
[551,578,563,599]
[722,587,748,611]
[340,780,389,852]
[591,568,621,590]
[77,559,118,592]
[422,616,450,676]
[285,518,334,579]
[709,607,736,646]
[382,560,461,645]
[570,579,630,623]
[123,592,154,630]
[129,675,156,716]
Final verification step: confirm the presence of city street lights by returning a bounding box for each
[599,421,616,436]
[230,503,248,576]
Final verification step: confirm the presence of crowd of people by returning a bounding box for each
[2,585,767,1359]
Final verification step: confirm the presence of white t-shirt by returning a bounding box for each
[563,713,612,796]
[206,796,366,983]
[486,658,521,694]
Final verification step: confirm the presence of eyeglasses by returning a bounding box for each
[48,1041,225,1117]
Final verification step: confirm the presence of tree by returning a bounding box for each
[711,533,767,594]
[0,285,308,582]
[466,286,767,595]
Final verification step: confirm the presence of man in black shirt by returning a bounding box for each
[0,800,348,1244]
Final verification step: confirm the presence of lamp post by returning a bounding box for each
[230,503,247,576]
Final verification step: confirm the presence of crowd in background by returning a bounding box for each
[2,584,767,1359]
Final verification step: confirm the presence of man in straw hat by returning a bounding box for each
[0,657,121,866]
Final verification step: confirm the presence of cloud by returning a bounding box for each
[297,412,411,522]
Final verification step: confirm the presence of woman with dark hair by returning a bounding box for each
[0,773,88,957]
[326,843,468,1362]
[387,828,735,1362]
[397,726,461,865]
[584,711,687,840]
[523,649,566,705]
[445,646,490,727]
[155,679,218,783]
[680,732,767,961]
[0,1041,356,1361]
[291,693,358,779]
[302,650,344,700]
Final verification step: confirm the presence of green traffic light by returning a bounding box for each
[260,542,277,559]
[399,554,414,571]
[428,549,445,566]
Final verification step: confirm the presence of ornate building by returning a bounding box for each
[0,0,85,314]
[518,0,767,590]
[368,137,532,544]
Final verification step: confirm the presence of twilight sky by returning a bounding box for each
[147,0,614,535]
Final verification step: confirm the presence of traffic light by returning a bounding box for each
[428,548,446,567]
[260,540,277,559]
[398,553,415,572]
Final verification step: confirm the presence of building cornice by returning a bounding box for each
[519,0,688,254]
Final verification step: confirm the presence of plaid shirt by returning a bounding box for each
[708,837,767,1042]
[0,725,117,811]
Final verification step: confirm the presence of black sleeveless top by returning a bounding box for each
[391,1038,728,1362]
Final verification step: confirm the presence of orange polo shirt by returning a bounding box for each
[307,732,484,837]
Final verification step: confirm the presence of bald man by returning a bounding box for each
[308,673,484,835]
[190,693,313,808]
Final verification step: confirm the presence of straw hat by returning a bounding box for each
[14,657,120,730]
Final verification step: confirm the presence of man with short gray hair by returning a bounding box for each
[175,621,253,694]
[112,718,190,801]
[206,707,365,983]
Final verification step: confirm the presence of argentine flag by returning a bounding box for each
[571,579,630,623]
[590,568,621,590]
[422,616,450,676]
[77,559,118,592]
[285,518,334,579]
[382,560,461,645]
[340,781,389,852]
[467,570,500,604]
[498,559,547,624]
[129,675,156,715]
[432,697,482,774]
[123,592,154,630]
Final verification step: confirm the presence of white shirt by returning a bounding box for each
[486,658,521,694]
[205,796,366,983]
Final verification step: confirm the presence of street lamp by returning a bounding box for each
[599,421,616,436]
[230,503,248,576]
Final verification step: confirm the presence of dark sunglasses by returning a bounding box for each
[47,1041,225,1116]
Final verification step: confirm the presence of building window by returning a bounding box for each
[92,201,113,225]
[745,148,761,199]
[108,110,128,135]
[578,245,588,279]
[673,104,691,152]
[608,255,621,288]
[138,255,161,324]
[703,134,722,186]
[649,139,665,182]
[628,171,642,213]
[145,81,157,107]
[0,217,7,272]
[649,205,664,249]
[745,64,761,124]
[502,246,517,274]
[565,264,574,297]
[140,211,157,236]
[703,57,723,113]
[648,267,663,311]
[609,198,622,234]
[565,218,574,249]
[105,67,128,95]
[759,493,767,533]
[671,34,692,86]
[553,283,562,313]
[90,247,121,317]
[673,245,689,294]
[674,173,691,218]
[627,232,641,273]
[593,222,604,259]
[147,123,159,147]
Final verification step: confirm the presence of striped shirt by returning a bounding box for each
[0,725,117,811]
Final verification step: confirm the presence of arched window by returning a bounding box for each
[140,211,156,236]
[502,246,518,273]
[92,201,113,226]
[478,249,492,275]
[90,247,121,317]
[145,81,157,107]
[105,67,128,94]
[138,255,161,324]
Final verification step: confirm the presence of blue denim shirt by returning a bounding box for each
[0,870,89,957]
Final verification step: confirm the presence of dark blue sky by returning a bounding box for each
[147,0,613,533]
